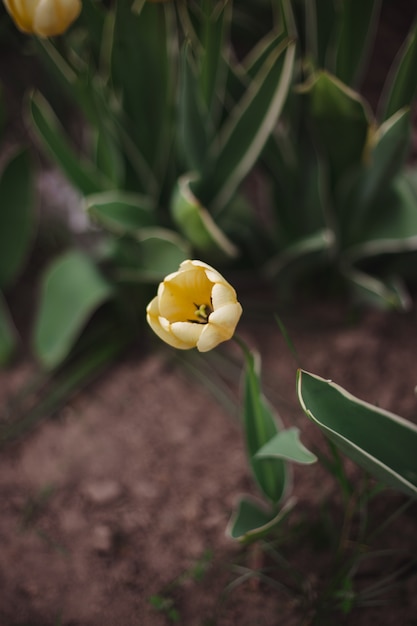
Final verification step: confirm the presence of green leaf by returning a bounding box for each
[93,127,125,188]
[85,191,155,235]
[310,0,338,69]
[136,230,189,280]
[198,37,296,212]
[109,228,190,283]
[337,109,412,244]
[0,291,17,366]
[199,0,231,118]
[28,91,110,196]
[343,172,417,262]
[334,0,381,86]
[297,370,417,498]
[33,250,113,369]
[132,229,190,282]
[256,428,317,465]
[227,495,295,543]
[303,71,372,182]
[170,175,239,259]
[381,17,417,120]
[177,45,210,172]
[0,149,35,289]
[242,350,288,505]
[110,1,174,174]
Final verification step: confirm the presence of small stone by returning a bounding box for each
[83,480,122,505]
[92,524,113,553]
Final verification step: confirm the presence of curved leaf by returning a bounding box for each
[381,17,417,120]
[85,191,155,235]
[303,71,372,182]
[256,428,317,465]
[227,495,295,543]
[171,175,239,259]
[199,37,296,211]
[297,370,417,498]
[33,250,113,369]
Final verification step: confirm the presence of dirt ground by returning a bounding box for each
[1,291,417,626]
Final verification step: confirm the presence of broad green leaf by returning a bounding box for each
[108,228,190,283]
[93,127,125,188]
[110,1,174,173]
[227,495,295,543]
[137,232,189,280]
[0,292,17,366]
[303,71,372,182]
[199,0,231,118]
[336,109,411,243]
[266,131,328,245]
[131,229,190,282]
[33,250,113,369]
[256,428,317,465]
[198,38,296,212]
[177,45,210,172]
[170,175,239,259]
[297,370,417,498]
[334,0,381,86]
[242,349,288,505]
[381,18,417,120]
[343,173,417,262]
[29,91,110,195]
[85,191,155,235]
[312,0,338,69]
[0,149,34,288]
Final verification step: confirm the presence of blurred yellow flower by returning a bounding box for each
[147,260,243,352]
[3,0,81,37]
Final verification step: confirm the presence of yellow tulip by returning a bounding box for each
[147,260,243,352]
[3,0,81,37]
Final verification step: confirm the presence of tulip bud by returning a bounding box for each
[3,0,81,37]
[146,260,243,352]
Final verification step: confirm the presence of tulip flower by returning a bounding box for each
[147,260,243,352]
[3,0,81,37]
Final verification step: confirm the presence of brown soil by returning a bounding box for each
[1,294,417,626]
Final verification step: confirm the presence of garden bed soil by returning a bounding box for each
[0,294,416,626]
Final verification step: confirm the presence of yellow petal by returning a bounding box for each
[197,323,229,352]
[170,321,204,348]
[146,297,191,350]
[211,282,238,309]
[34,0,81,37]
[4,0,81,36]
[209,302,243,335]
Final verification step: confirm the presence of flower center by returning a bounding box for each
[193,302,212,323]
